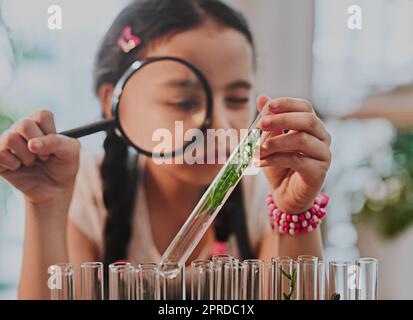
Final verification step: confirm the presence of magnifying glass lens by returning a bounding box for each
[118,59,208,157]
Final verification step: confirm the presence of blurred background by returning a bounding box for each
[0,0,412,299]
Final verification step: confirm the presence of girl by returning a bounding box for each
[0,0,331,299]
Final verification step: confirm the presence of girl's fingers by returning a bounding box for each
[256,96,314,114]
[9,118,45,141]
[256,95,271,112]
[255,152,327,181]
[267,97,314,114]
[259,112,331,144]
[39,155,50,162]
[32,110,56,135]
[0,110,57,172]
[0,150,22,172]
[255,96,331,144]
[260,131,331,162]
[28,134,79,160]
[6,132,37,166]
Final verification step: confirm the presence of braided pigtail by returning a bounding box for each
[101,130,138,296]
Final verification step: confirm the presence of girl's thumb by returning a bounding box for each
[28,134,79,160]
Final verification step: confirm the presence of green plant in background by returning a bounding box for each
[0,109,14,217]
[355,130,413,239]
[0,110,13,134]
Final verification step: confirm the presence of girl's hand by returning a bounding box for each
[256,96,332,214]
[0,110,80,207]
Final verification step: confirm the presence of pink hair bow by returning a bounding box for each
[117,26,142,53]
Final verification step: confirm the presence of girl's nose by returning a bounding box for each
[208,97,231,131]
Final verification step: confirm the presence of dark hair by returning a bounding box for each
[94,0,255,277]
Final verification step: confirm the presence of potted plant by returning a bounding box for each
[354,130,413,299]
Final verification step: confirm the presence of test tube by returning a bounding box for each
[159,105,271,268]
[296,255,318,300]
[212,255,237,300]
[241,259,265,300]
[328,261,350,300]
[81,262,104,300]
[48,263,75,300]
[109,261,132,300]
[355,257,378,300]
[135,263,159,300]
[159,262,185,300]
[191,260,213,300]
[270,257,297,300]
[231,260,243,300]
[317,259,326,300]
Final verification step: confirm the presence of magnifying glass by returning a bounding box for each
[60,57,213,158]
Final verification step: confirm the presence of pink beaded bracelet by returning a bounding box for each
[267,192,329,236]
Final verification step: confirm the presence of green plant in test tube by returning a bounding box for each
[279,266,297,300]
[159,105,269,272]
[201,128,261,215]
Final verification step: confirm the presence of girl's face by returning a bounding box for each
[110,19,255,187]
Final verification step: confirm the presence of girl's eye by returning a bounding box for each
[226,97,250,107]
[167,99,201,111]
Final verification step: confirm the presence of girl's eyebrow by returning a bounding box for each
[163,79,203,90]
[225,80,252,90]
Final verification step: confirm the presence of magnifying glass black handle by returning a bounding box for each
[59,118,116,139]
